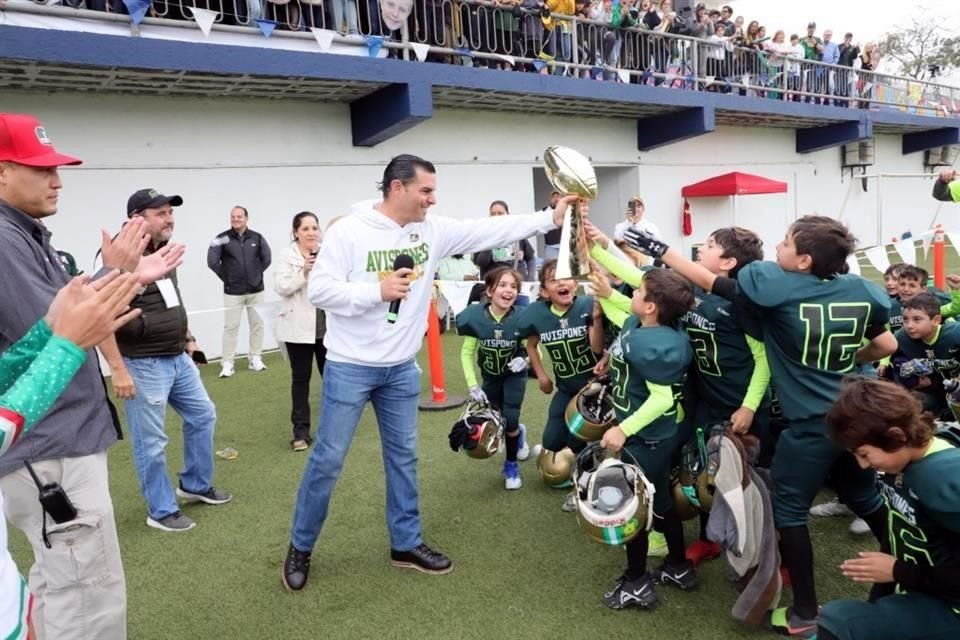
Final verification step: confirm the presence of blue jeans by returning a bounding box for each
[291,359,422,552]
[123,353,217,521]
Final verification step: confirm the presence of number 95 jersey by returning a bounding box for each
[736,261,890,423]
[515,296,599,394]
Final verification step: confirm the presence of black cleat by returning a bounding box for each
[651,560,699,591]
[602,573,659,610]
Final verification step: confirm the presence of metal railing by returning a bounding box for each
[16,0,960,116]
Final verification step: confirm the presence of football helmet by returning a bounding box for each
[537,447,576,486]
[677,425,723,514]
[572,443,655,546]
[565,376,617,442]
[449,401,506,460]
[670,469,700,521]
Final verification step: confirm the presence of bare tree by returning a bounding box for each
[878,14,957,79]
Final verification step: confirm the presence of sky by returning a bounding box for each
[726,0,960,83]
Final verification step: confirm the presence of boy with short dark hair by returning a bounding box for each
[597,268,695,610]
[894,265,958,332]
[625,215,896,637]
[883,292,960,420]
[819,377,960,640]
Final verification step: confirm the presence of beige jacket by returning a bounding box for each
[274,243,325,345]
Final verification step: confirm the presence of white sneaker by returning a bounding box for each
[849,517,871,535]
[219,362,235,378]
[809,497,853,518]
[249,356,267,372]
[561,490,577,513]
[516,424,530,461]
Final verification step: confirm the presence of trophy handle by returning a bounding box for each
[555,199,592,281]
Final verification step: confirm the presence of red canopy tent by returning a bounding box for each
[680,172,788,235]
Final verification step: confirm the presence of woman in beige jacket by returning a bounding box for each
[274,212,326,451]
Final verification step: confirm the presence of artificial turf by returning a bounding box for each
[8,334,875,639]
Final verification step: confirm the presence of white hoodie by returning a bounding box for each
[309,199,557,367]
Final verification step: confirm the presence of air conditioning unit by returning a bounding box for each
[841,140,875,168]
[924,145,960,167]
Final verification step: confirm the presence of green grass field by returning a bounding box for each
[9,335,875,640]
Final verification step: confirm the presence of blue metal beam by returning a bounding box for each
[350,82,433,147]
[637,107,715,151]
[796,116,872,154]
[902,127,960,155]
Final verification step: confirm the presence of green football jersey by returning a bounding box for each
[608,316,692,441]
[683,287,758,422]
[737,261,890,423]
[880,438,960,607]
[456,303,523,378]
[515,295,599,393]
[889,297,904,333]
[893,323,960,413]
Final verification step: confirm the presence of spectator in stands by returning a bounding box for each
[689,3,712,40]
[274,211,327,453]
[473,200,536,281]
[820,29,840,103]
[493,0,523,69]
[614,196,661,241]
[0,112,182,640]
[837,32,860,107]
[541,191,562,259]
[705,22,732,91]
[715,4,733,36]
[207,205,272,378]
[330,0,360,34]
[788,33,804,101]
[540,0,575,75]
[801,21,823,102]
[119,188,232,533]
[857,42,879,108]
[767,30,792,99]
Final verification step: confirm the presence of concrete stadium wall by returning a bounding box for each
[2,91,947,360]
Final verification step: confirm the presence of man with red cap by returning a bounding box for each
[0,113,182,639]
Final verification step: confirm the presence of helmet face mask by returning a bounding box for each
[565,377,618,442]
[453,401,506,460]
[572,443,655,546]
[676,424,724,514]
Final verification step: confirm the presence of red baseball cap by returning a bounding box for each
[0,114,82,167]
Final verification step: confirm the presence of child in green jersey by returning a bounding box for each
[624,215,896,637]
[456,267,531,490]
[597,268,696,610]
[819,378,960,640]
[884,293,960,420]
[517,259,604,485]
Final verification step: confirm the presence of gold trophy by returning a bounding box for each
[543,146,597,280]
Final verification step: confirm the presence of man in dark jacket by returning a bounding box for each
[119,189,232,532]
[207,206,272,378]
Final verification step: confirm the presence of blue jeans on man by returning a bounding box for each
[123,353,218,521]
[291,359,422,551]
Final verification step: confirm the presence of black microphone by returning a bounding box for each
[387,254,415,324]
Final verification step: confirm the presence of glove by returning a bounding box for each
[507,357,529,374]
[448,421,475,452]
[623,227,669,259]
[469,386,488,404]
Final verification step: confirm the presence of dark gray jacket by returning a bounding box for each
[207,228,272,295]
[0,200,121,477]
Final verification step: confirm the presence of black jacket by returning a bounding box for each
[207,228,272,295]
[116,244,189,358]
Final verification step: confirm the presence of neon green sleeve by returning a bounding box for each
[608,289,632,313]
[940,289,960,319]
[599,297,630,329]
[460,336,480,388]
[618,382,674,437]
[741,335,771,412]
[590,244,646,289]
[951,180,960,203]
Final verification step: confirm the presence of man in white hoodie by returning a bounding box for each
[282,154,576,590]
